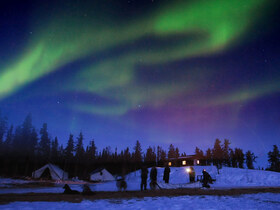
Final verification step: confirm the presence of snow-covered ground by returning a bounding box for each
[0,166,280,194]
[1,193,280,210]
[0,178,31,188]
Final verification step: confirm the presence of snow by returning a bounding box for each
[1,193,280,210]
[0,166,280,194]
[0,178,31,188]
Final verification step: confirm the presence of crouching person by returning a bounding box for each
[202,169,212,188]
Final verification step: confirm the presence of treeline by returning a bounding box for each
[194,139,258,170]
[0,113,279,179]
[0,113,179,178]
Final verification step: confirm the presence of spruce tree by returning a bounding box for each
[123,147,131,162]
[268,145,280,172]
[4,125,13,153]
[133,140,142,162]
[0,112,7,150]
[51,137,59,162]
[212,139,223,168]
[230,148,237,167]
[245,150,257,169]
[75,132,85,159]
[168,144,176,159]
[222,139,231,166]
[39,123,50,159]
[195,147,204,159]
[86,139,97,161]
[145,146,156,163]
[175,147,180,159]
[65,134,74,159]
[235,148,244,168]
[205,148,212,165]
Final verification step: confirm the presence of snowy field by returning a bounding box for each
[1,193,280,210]
[1,166,280,194]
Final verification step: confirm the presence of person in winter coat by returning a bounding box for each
[202,169,212,188]
[150,166,157,189]
[141,166,148,191]
[163,165,170,183]
[189,166,195,183]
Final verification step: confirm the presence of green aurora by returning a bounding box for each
[0,0,278,116]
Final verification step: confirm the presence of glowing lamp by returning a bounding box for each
[168,162,172,166]
[186,167,191,173]
[197,160,200,165]
[182,160,186,165]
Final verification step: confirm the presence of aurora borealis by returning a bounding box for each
[1,0,280,166]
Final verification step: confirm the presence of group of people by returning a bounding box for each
[141,165,213,190]
[63,166,213,194]
[140,165,171,190]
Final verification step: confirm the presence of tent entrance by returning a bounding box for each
[40,167,52,180]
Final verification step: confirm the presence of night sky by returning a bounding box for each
[1,0,280,167]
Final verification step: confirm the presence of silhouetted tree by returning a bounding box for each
[133,140,142,162]
[123,147,131,162]
[230,148,237,167]
[268,145,280,172]
[175,147,180,159]
[19,114,38,156]
[245,150,257,169]
[156,146,166,166]
[75,132,85,159]
[0,111,7,151]
[4,125,13,153]
[195,147,204,159]
[86,139,97,161]
[51,137,59,162]
[212,139,223,168]
[235,148,244,168]
[145,146,156,164]
[39,123,51,159]
[222,139,231,166]
[205,148,212,165]
[65,134,74,159]
[168,144,176,159]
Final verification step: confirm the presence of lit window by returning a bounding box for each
[182,160,186,165]
[197,160,200,165]
[168,162,172,166]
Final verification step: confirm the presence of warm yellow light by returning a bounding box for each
[168,162,172,166]
[186,167,191,173]
[182,160,186,165]
[197,160,200,165]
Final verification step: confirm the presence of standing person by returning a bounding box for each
[150,166,157,189]
[189,166,195,183]
[202,169,212,188]
[163,165,170,183]
[141,166,148,191]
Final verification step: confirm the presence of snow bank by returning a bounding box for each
[214,167,280,187]
[0,178,31,188]
[1,193,280,210]
[1,167,280,194]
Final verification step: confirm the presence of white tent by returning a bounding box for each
[32,163,68,180]
[90,168,115,182]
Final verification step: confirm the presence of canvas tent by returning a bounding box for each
[32,163,68,180]
[90,168,115,182]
